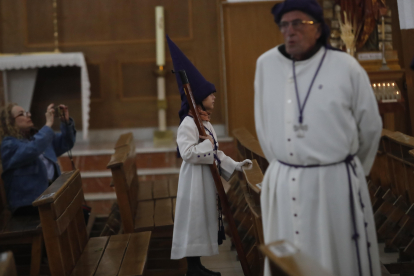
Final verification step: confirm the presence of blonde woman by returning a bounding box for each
[0,103,76,215]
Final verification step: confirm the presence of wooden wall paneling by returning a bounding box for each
[401,29,414,135]
[30,66,83,130]
[0,0,224,129]
[23,0,193,47]
[222,1,282,138]
[87,63,103,103]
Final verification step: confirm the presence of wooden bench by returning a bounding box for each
[227,128,267,275]
[107,133,186,275]
[32,170,152,276]
[99,203,122,237]
[0,172,43,276]
[259,240,334,276]
[0,251,17,276]
[369,129,414,274]
[107,133,177,235]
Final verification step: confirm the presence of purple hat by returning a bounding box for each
[166,35,216,123]
[271,0,331,47]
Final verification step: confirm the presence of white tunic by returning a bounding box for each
[254,45,382,276]
[171,116,238,259]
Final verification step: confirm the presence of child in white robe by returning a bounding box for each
[167,35,251,276]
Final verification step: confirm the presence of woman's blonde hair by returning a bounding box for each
[0,103,23,145]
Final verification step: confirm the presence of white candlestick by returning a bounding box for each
[155,6,165,66]
[157,76,167,131]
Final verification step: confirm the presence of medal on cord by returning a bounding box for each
[292,48,328,138]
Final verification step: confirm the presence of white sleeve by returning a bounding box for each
[177,118,215,164]
[351,63,382,175]
[208,124,238,181]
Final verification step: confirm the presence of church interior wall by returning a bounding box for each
[0,0,413,136]
[0,0,225,131]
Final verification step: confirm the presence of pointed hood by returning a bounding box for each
[166,35,216,123]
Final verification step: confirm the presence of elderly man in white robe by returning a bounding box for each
[254,0,382,275]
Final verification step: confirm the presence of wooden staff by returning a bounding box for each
[178,70,252,276]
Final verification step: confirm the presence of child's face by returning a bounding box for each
[202,93,216,112]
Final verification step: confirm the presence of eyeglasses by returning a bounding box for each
[14,111,31,118]
[279,20,317,32]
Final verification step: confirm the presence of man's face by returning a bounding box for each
[280,10,321,60]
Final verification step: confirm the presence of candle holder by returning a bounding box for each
[380,16,389,70]
[52,0,60,53]
[153,65,174,145]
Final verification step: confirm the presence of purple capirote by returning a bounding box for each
[166,35,216,124]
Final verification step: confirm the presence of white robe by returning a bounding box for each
[254,45,382,276]
[171,116,238,259]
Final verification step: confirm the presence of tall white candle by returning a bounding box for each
[155,6,165,66]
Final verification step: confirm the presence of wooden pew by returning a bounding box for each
[0,172,43,276]
[372,131,414,246]
[368,130,414,274]
[107,133,186,275]
[0,251,17,276]
[107,133,177,235]
[259,241,334,276]
[99,202,122,237]
[231,128,267,275]
[32,170,152,276]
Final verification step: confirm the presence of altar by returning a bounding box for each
[0,52,91,140]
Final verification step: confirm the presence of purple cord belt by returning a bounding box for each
[277,155,373,276]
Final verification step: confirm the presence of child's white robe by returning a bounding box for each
[171,116,238,259]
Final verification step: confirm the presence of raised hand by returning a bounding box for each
[58,104,69,123]
[45,103,55,127]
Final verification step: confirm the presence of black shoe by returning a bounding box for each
[186,264,212,276]
[199,265,221,276]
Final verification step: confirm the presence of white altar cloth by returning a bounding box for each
[0,52,91,140]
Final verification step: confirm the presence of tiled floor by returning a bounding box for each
[201,237,244,276]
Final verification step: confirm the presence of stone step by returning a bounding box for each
[81,168,180,215]
[58,138,235,172]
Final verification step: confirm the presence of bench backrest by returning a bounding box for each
[233,128,269,173]
[380,130,414,205]
[0,251,17,276]
[107,133,138,233]
[32,170,88,276]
